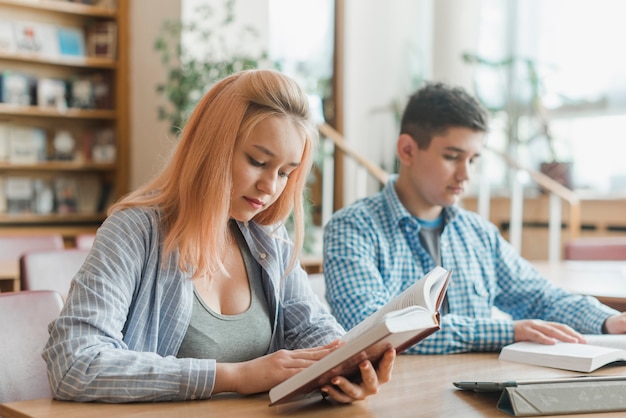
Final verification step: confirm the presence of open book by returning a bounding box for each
[269,266,451,406]
[499,335,626,373]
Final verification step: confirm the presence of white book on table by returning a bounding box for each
[499,335,626,373]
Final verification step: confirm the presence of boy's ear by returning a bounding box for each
[397,134,417,166]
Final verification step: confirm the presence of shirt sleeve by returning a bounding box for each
[42,209,215,402]
[323,209,396,331]
[490,230,619,334]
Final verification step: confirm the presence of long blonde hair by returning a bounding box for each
[110,70,317,278]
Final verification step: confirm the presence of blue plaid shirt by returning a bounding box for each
[323,175,618,354]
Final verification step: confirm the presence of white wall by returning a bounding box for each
[341,0,434,205]
[129,0,181,191]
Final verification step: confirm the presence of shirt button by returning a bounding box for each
[191,394,197,400]
[259,253,267,259]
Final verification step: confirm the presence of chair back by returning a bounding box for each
[0,235,64,262]
[0,290,63,403]
[75,233,96,250]
[565,237,626,261]
[20,248,90,298]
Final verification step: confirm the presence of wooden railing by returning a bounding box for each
[317,123,581,262]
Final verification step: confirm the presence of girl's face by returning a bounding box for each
[229,116,305,222]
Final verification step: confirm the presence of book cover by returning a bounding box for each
[76,175,101,213]
[268,266,451,406]
[8,126,47,164]
[5,176,34,213]
[37,78,68,110]
[0,176,6,213]
[86,21,117,59]
[57,26,86,57]
[91,128,116,163]
[69,77,95,109]
[0,122,9,161]
[54,177,78,214]
[13,21,59,57]
[0,71,35,106]
[0,20,15,53]
[33,179,54,215]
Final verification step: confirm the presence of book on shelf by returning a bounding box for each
[91,128,116,163]
[86,21,117,59]
[0,122,9,161]
[37,77,68,110]
[0,20,16,53]
[52,130,78,161]
[499,334,626,373]
[57,26,86,57]
[76,175,102,213]
[8,125,47,164]
[68,73,112,110]
[13,21,59,57]
[5,176,34,214]
[0,176,5,213]
[268,266,452,406]
[54,177,79,214]
[0,70,36,106]
[33,179,54,215]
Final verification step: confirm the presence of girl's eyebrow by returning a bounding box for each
[252,144,300,167]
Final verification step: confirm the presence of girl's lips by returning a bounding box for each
[244,197,264,209]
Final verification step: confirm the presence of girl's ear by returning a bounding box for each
[397,134,417,166]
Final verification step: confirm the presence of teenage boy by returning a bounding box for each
[323,82,626,354]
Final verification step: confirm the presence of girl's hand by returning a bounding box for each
[214,341,341,395]
[320,347,396,404]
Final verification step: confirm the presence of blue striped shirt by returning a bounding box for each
[323,175,617,354]
[43,206,344,402]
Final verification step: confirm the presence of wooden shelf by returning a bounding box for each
[0,212,106,225]
[0,0,128,242]
[0,50,116,69]
[0,0,116,17]
[0,161,116,171]
[0,103,116,119]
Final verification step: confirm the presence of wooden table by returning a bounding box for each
[3,353,626,418]
[0,259,19,292]
[533,261,626,311]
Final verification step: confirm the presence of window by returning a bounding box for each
[475,0,626,194]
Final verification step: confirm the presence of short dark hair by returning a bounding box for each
[400,82,488,149]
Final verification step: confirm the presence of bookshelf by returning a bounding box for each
[0,0,128,243]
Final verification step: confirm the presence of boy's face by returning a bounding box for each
[399,127,484,219]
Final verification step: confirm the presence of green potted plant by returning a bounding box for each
[154,0,275,136]
[462,52,573,189]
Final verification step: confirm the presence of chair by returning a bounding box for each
[0,290,64,403]
[0,234,64,262]
[564,237,626,261]
[0,234,65,292]
[20,248,90,299]
[75,233,96,250]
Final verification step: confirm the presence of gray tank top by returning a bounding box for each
[176,224,272,362]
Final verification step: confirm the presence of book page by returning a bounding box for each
[584,334,626,350]
[341,266,449,342]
